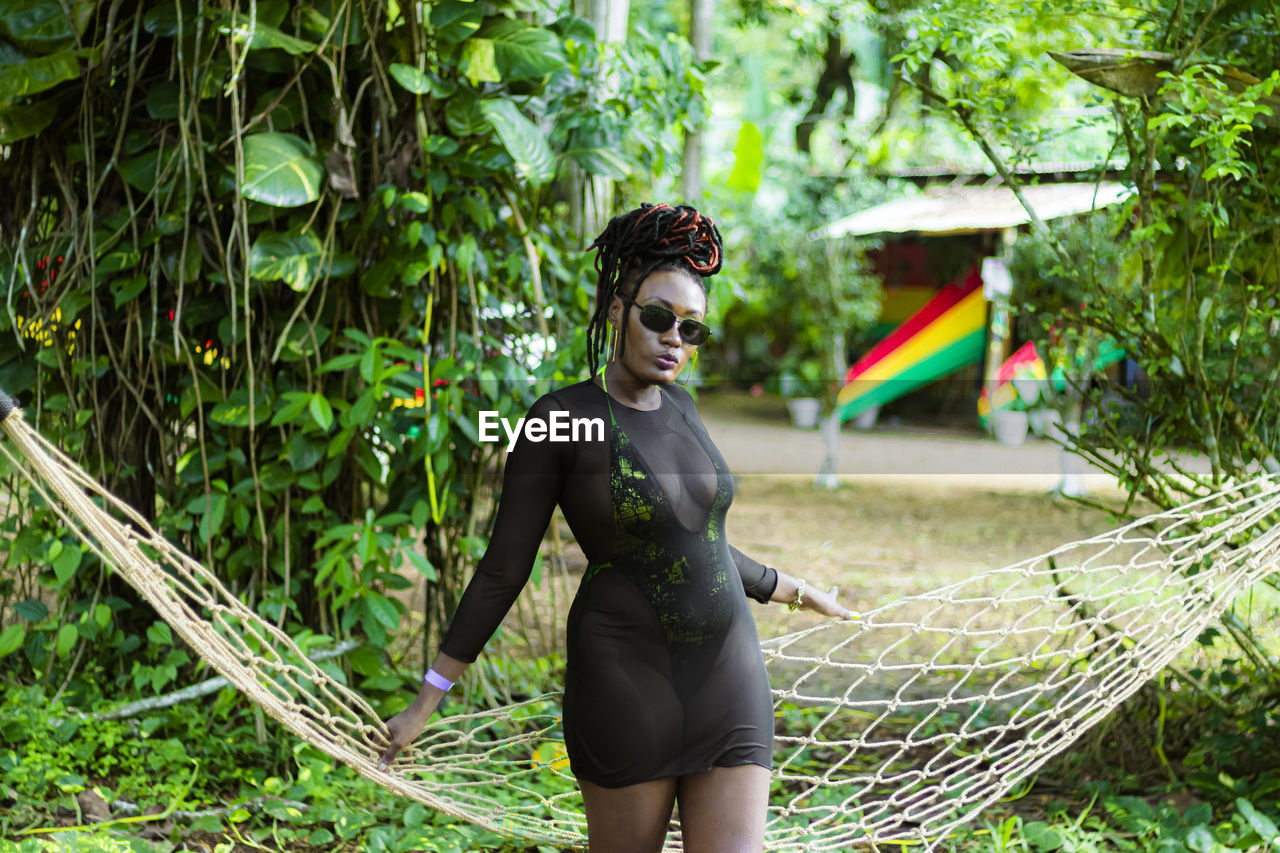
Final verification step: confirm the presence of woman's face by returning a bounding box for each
[608,269,707,386]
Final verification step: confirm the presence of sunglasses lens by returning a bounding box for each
[636,303,710,345]
[679,321,710,345]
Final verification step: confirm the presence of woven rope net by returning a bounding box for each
[3,402,1279,851]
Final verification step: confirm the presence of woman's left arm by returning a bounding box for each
[770,569,856,619]
[727,546,854,619]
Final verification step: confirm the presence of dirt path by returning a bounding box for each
[699,405,1122,494]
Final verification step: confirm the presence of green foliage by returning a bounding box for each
[891,4,1280,732]
[0,0,705,705]
[893,0,1280,509]
[0,685,273,831]
[0,677,567,850]
[709,172,882,397]
[947,791,1280,853]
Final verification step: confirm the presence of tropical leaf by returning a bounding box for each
[726,120,764,194]
[249,231,324,291]
[0,38,25,64]
[210,10,317,56]
[0,0,94,51]
[549,14,596,44]
[0,624,25,658]
[389,62,431,95]
[0,49,78,98]
[462,38,501,85]
[251,86,304,129]
[240,132,323,207]
[141,2,193,37]
[475,18,566,81]
[480,99,554,185]
[116,147,180,192]
[299,0,365,46]
[210,390,272,427]
[429,0,483,43]
[445,88,488,136]
[0,100,54,143]
[144,80,181,119]
[563,146,631,180]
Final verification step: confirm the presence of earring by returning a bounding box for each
[681,349,699,387]
[609,323,621,362]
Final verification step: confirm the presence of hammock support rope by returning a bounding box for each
[2,390,1278,851]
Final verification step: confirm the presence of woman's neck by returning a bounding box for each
[597,362,662,411]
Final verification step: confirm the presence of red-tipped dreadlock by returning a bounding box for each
[586,203,724,374]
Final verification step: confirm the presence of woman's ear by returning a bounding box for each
[607,294,623,329]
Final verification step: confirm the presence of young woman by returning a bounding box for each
[378,203,852,853]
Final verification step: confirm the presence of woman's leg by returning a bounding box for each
[579,775,679,853]
[675,764,771,853]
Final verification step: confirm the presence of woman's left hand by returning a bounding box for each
[799,584,856,620]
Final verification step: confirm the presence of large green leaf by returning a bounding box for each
[0,49,77,97]
[445,88,488,136]
[429,0,483,43]
[480,99,554,185]
[0,100,54,143]
[145,80,181,119]
[726,120,765,194]
[240,132,323,207]
[563,146,631,181]
[475,18,566,81]
[299,0,365,46]
[461,38,501,85]
[0,38,25,64]
[250,86,305,129]
[0,624,25,658]
[142,2,195,37]
[389,62,431,95]
[249,230,324,292]
[210,390,272,427]
[0,0,94,51]
[117,147,180,192]
[210,9,317,56]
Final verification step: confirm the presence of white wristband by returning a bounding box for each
[424,669,454,691]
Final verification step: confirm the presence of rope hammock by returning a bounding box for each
[3,392,1278,851]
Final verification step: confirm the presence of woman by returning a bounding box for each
[378,203,852,853]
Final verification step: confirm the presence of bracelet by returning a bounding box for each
[423,669,454,692]
[788,580,806,612]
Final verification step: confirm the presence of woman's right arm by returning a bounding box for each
[377,394,569,770]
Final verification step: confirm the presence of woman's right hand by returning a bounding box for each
[377,692,442,771]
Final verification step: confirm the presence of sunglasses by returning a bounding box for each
[620,295,711,346]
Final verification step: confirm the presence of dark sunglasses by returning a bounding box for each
[620,295,711,346]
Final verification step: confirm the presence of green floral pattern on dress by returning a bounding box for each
[592,391,736,647]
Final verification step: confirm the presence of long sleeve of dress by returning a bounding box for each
[438,395,568,663]
[730,545,778,604]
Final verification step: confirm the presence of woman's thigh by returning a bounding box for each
[579,775,679,853]
[676,764,771,853]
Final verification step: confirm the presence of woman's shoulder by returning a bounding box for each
[659,382,700,415]
[527,378,608,419]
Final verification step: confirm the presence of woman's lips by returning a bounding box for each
[656,353,679,369]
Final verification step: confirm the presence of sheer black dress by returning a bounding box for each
[439,379,778,788]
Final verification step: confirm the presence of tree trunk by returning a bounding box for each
[569,0,629,237]
[681,0,714,204]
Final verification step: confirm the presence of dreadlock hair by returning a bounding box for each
[585,202,724,375]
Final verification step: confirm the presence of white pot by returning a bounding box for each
[1029,408,1061,437]
[786,397,822,429]
[853,404,880,430]
[991,410,1029,447]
